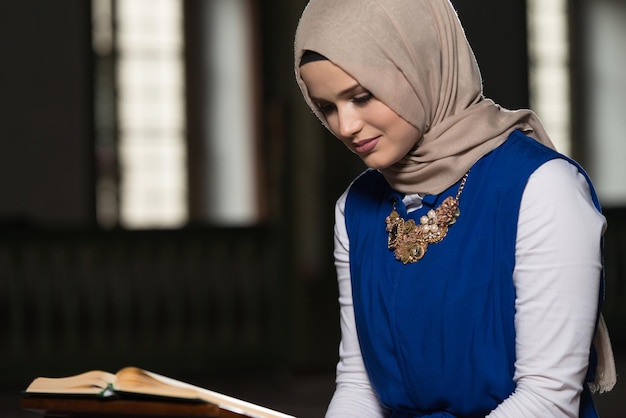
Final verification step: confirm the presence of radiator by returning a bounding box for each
[0,227,287,383]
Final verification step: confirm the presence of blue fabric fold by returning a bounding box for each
[390,410,456,418]
[346,131,603,417]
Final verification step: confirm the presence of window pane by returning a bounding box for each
[116,0,187,228]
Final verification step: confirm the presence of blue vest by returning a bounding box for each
[345,131,602,417]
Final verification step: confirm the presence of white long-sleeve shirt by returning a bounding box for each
[326,159,606,417]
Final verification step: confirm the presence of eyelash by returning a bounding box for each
[317,103,335,114]
[316,92,374,114]
[352,92,373,104]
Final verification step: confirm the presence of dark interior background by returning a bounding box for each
[1,0,624,416]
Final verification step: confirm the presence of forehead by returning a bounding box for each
[299,60,360,100]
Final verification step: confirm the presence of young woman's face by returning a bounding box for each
[300,60,420,170]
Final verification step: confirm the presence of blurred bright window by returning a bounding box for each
[586,1,626,206]
[527,0,571,155]
[93,0,259,228]
[116,0,187,228]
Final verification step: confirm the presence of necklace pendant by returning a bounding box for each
[396,240,427,264]
[385,210,403,249]
[385,172,468,264]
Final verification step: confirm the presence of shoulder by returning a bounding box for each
[485,130,560,172]
[349,169,386,192]
[528,158,587,192]
[345,169,389,210]
[336,169,384,220]
[523,158,603,217]
[475,130,568,195]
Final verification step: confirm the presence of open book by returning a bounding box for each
[24,366,295,418]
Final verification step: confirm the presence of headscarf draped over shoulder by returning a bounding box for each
[294,0,554,195]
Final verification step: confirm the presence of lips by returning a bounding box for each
[354,136,380,153]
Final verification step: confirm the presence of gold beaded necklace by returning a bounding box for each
[385,172,469,264]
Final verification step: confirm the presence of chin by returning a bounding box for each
[360,157,393,171]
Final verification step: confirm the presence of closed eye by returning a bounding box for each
[314,91,373,115]
[352,92,373,104]
[316,102,336,115]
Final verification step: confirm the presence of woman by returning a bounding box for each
[294,0,616,417]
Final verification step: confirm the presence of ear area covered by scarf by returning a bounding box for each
[294,0,555,194]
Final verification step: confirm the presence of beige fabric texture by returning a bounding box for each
[294,0,553,195]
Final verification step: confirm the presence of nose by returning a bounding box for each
[337,104,363,138]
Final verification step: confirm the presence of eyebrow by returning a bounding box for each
[310,83,362,103]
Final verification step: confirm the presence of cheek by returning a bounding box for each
[371,104,412,134]
[320,114,339,136]
[394,119,420,150]
[383,112,416,137]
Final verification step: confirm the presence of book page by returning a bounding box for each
[25,370,116,396]
[113,367,201,400]
[115,367,295,418]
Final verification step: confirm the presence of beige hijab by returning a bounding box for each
[294,0,554,195]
